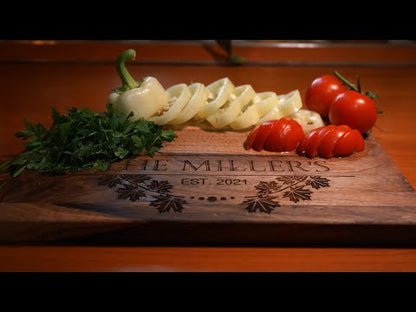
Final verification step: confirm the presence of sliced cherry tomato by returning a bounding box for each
[305,75,348,119]
[297,124,365,159]
[244,118,304,152]
[297,126,324,158]
[318,127,345,159]
[297,125,335,158]
[243,125,260,150]
[316,124,352,158]
[263,119,286,152]
[332,130,357,157]
[279,119,304,151]
[329,90,378,134]
[251,121,274,151]
[332,128,365,157]
[353,130,365,152]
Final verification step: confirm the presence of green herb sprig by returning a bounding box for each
[0,104,176,189]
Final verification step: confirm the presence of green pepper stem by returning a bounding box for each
[116,49,140,90]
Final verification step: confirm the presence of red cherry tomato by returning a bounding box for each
[244,118,304,152]
[305,75,348,119]
[333,128,364,156]
[297,124,365,159]
[263,120,285,152]
[243,125,260,150]
[251,121,274,151]
[328,90,378,134]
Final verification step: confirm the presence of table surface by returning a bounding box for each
[1,40,416,272]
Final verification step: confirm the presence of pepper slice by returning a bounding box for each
[289,109,325,134]
[230,92,279,130]
[169,83,208,125]
[256,90,302,125]
[196,78,235,119]
[150,83,191,125]
[206,84,256,129]
[108,50,312,132]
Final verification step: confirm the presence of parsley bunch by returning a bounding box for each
[0,104,176,188]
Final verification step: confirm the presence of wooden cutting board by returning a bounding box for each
[1,127,416,246]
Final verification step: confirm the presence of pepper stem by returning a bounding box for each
[116,49,140,91]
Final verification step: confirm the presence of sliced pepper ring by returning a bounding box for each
[196,78,235,119]
[206,84,256,129]
[169,82,208,125]
[230,91,278,130]
[289,109,325,134]
[150,83,191,125]
[256,89,302,125]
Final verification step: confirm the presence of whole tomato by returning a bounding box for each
[329,90,378,134]
[305,75,348,119]
[244,118,304,152]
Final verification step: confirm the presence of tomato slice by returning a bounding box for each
[263,119,285,152]
[317,125,350,158]
[251,121,274,151]
[334,131,356,157]
[351,129,365,152]
[243,125,260,150]
[246,118,304,153]
[280,119,304,151]
[297,127,320,156]
[300,129,322,158]
[261,118,304,152]
[303,125,335,158]
[298,124,366,159]
[317,128,342,158]
[332,127,364,157]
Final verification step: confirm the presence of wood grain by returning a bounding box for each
[1,41,416,271]
[1,131,415,245]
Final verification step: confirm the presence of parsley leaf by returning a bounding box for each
[0,104,176,188]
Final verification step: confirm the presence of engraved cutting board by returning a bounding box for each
[1,127,416,246]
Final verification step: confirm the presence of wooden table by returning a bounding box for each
[1,40,416,272]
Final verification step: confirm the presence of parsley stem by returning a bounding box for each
[116,49,141,90]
